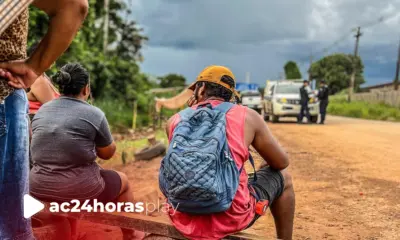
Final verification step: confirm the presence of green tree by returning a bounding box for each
[28,0,148,100]
[309,53,365,94]
[158,74,187,88]
[284,61,302,79]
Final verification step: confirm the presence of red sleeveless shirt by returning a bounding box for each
[167,100,256,240]
[28,85,60,114]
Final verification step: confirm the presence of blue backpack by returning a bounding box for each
[159,102,246,214]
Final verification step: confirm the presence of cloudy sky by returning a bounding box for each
[130,0,400,87]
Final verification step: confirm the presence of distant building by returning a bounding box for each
[359,82,395,93]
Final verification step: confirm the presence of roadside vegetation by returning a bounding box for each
[328,97,400,122]
[100,130,168,167]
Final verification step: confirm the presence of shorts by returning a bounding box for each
[96,169,122,203]
[246,166,285,228]
[31,169,122,204]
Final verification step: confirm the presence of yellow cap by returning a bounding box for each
[188,65,239,98]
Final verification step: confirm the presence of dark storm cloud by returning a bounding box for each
[131,0,400,86]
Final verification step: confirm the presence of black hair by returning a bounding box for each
[196,75,235,102]
[53,63,89,96]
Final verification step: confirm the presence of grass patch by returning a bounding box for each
[328,98,400,121]
[94,98,178,132]
[100,130,168,167]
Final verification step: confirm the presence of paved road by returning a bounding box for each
[250,115,400,239]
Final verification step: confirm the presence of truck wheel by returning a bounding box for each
[310,116,318,123]
[272,115,279,123]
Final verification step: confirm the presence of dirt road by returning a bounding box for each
[79,115,400,239]
[250,115,400,240]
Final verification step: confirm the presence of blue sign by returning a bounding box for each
[236,82,259,92]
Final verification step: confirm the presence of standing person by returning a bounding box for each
[161,65,295,240]
[298,80,311,124]
[317,80,329,124]
[0,1,88,239]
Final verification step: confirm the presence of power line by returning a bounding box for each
[305,13,399,61]
[298,12,399,78]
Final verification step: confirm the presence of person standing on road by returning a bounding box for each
[317,80,329,124]
[0,1,88,239]
[298,80,311,124]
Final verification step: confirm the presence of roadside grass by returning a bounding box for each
[99,130,168,167]
[328,98,400,122]
[94,98,177,132]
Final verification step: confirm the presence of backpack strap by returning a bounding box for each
[248,153,257,183]
[213,102,234,114]
[246,153,260,201]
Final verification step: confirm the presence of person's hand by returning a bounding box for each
[187,95,197,107]
[0,61,40,89]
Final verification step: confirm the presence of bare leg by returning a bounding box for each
[270,169,295,240]
[114,171,145,240]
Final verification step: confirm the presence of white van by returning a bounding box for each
[240,90,263,113]
[263,81,319,123]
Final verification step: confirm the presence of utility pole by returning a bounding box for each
[348,27,362,102]
[394,37,400,91]
[279,72,284,80]
[103,0,110,55]
[246,72,251,83]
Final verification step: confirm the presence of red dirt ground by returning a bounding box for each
[76,116,400,239]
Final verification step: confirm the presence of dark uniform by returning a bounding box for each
[317,84,329,124]
[298,85,310,123]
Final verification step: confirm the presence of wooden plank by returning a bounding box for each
[42,207,262,240]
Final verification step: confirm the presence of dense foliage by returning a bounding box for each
[284,61,302,79]
[158,74,186,88]
[309,53,365,94]
[28,1,186,129]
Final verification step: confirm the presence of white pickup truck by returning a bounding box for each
[240,90,263,113]
[263,81,319,123]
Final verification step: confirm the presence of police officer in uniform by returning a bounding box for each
[298,80,311,123]
[317,80,329,124]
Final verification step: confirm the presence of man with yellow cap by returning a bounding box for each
[160,65,295,240]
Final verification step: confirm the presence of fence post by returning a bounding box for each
[132,100,137,130]
[158,108,163,129]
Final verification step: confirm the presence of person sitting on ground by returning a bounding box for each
[29,63,141,240]
[26,43,60,121]
[161,65,295,240]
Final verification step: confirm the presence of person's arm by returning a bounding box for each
[29,0,88,74]
[247,109,289,170]
[96,142,117,160]
[95,116,116,160]
[165,114,180,141]
[0,0,88,88]
[30,77,56,104]
[165,118,173,140]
